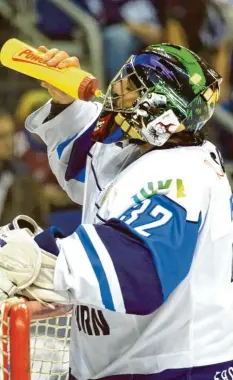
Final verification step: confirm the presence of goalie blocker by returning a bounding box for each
[0,215,71,306]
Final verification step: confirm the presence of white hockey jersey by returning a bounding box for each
[26,100,233,380]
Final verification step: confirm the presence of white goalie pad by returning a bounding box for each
[0,229,42,293]
[0,214,43,236]
[0,228,71,305]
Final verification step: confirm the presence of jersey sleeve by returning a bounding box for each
[25,99,102,205]
[35,191,202,315]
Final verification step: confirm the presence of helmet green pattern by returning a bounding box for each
[93,43,222,146]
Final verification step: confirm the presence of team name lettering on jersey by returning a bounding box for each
[75,305,110,336]
[214,366,233,379]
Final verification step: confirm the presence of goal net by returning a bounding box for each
[0,298,72,380]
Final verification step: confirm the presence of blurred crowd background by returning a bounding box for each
[0,0,233,233]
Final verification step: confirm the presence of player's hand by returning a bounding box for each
[38,46,80,105]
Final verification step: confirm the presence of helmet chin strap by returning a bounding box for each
[114,113,144,141]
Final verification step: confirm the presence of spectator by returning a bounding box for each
[0,109,47,226]
[15,89,52,184]
[161,0,229,101]
[88,0,163,82]
[35,0,89,39]
[36,0,163,83]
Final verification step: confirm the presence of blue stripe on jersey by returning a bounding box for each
[76,225,115,311]
[119,194,201,301]
[70,359,233,379]
[65,119,98,181]
[95,222,163,315]
[230,193,233,221]
[103,127,124,144]
[57,133,78,159]
[74,167,85,183]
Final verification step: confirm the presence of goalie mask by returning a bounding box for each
[92,43,222,146]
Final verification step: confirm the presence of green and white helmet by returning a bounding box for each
[92,43,222,146]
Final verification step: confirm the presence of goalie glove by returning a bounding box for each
[0,228,71,305]
[0,214,43,236]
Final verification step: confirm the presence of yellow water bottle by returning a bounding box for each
[0,38,102,101]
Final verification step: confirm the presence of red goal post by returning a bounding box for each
[0,298,72,379]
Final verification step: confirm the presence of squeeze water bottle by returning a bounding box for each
[0,38,103,101]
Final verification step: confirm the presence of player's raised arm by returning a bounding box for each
[25,46,102,205]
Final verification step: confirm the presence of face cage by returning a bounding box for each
[102,57,151,114]
[101,56,220,145]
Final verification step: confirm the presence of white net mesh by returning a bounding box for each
[0,300,71,380]
[30,315,71,379]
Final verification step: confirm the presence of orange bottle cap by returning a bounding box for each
[78,77,100,101]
